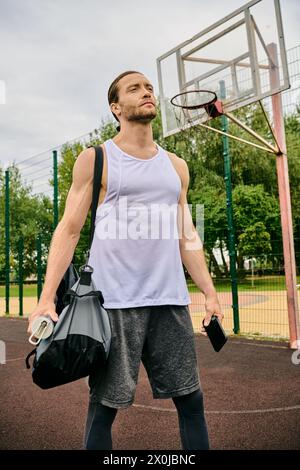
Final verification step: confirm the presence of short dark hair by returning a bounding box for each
[107,70,142,129]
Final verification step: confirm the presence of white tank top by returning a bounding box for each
[87,138,191,309]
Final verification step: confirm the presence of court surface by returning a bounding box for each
[0,316,299,450]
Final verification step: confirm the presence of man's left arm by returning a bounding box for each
[175,156,224,329]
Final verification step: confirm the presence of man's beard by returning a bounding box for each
[125,105,157,123]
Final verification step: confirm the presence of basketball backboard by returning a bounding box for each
[156,0,290,137]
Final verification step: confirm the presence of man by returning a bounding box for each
[28,70,223,450]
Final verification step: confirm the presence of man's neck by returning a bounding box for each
[113,122,156,155]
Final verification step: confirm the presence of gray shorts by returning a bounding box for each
[88,304,201,409]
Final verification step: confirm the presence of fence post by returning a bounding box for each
[36,234,43,301]
[18,236,23,317]
[5,170,10,315]
[53,150,58,230]
[220,80,240,334]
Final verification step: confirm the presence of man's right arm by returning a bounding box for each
[27,146,96,334]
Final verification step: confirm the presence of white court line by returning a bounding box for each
[133,403,300,414]
[3,359,299,414]
[3,357,26,363]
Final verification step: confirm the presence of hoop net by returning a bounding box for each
[170,90,221,133]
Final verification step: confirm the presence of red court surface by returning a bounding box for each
[0,317,299,450]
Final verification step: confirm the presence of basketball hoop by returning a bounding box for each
[170,90,218,110]
[170,89,281,155]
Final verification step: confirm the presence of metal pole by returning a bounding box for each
[5,170,10,315]
[18,236,23,317]
[268,43,300,349]
[36,234,43,301]
[224,111,279,154]
[53,150,58,230]
[199,121,277,154]
[220,80,240,334]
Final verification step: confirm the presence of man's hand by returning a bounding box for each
[201,294,224,335]
[27,301,58,335]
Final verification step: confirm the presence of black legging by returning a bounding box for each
[172,389,210,450]
[84,389,209,450]
[84,401,118,450]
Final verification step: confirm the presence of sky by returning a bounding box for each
[0,0,299,167]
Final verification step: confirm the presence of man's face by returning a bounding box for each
[112,73,157,124]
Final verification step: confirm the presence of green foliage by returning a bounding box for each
[232,184,280,238]
[0,165,53,281]
[238,222,272,258]
[285,109,300,267]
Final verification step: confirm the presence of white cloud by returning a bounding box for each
[0,0,299,167]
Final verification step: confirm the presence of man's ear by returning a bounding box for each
[111,103,121,119]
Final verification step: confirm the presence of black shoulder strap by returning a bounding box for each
[88,145,104,253]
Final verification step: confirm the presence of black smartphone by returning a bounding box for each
[202,315,228,352]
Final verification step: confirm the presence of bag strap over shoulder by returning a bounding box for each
[87,145,104,257]
[71,145,103,266]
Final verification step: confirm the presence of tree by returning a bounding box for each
[232,184,281,272]
[0,164,53,281]
[238,221,272,259]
